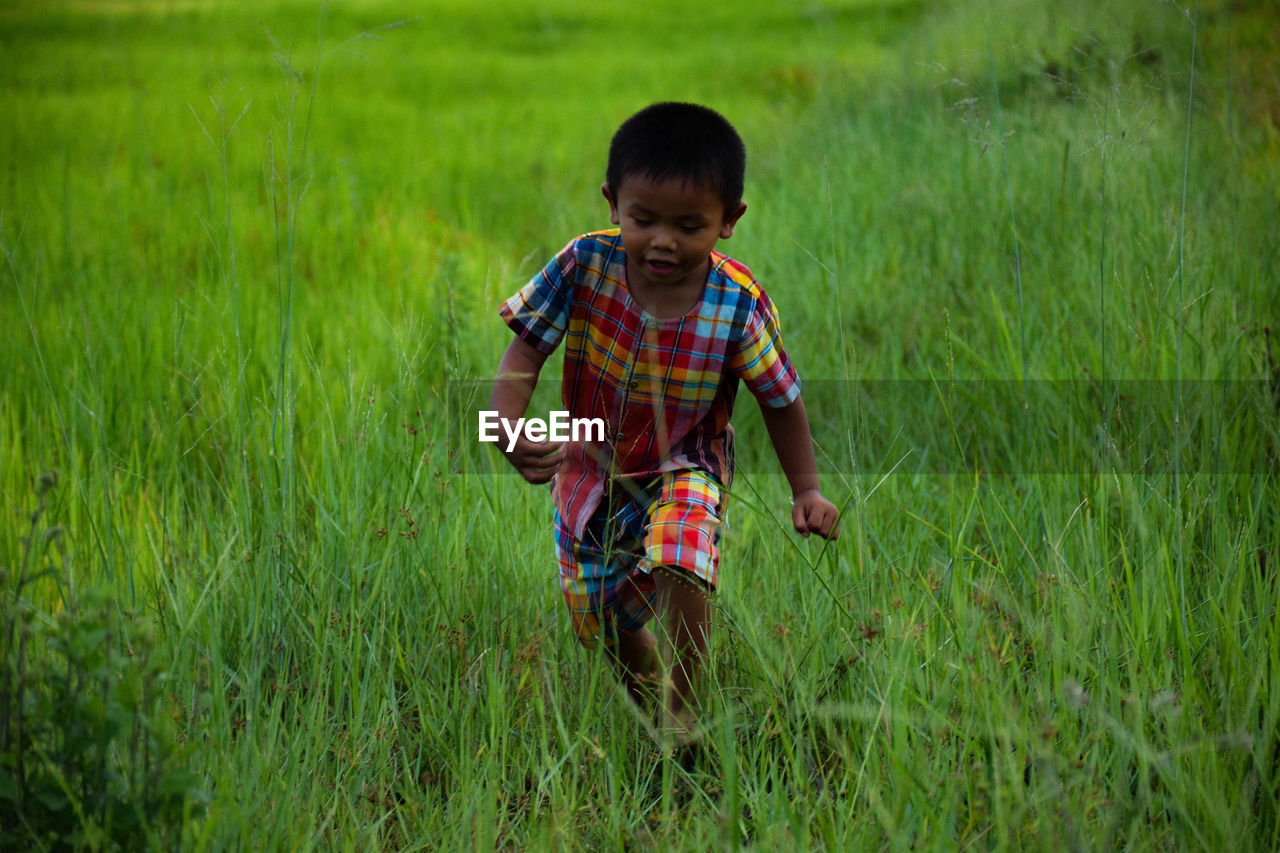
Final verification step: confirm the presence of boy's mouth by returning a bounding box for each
[646,258,676,276]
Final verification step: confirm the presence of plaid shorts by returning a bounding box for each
[555,469,723,649]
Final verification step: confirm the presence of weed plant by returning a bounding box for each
[1,0,1277,849]
[1,472,198,848]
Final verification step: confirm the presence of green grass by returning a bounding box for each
[2,0,1278,848]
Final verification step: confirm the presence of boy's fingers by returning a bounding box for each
[823,508,842,540]
[521,462,559,484]
[792,503,810,537]
[506,438,563,483]
[521,442,562,465]
[519,450,559,481]
[810,510,832,539]
[523,468,554,484]
[793,499,841,540]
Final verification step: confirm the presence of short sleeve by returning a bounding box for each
[499,240,578,355]
[729,287,801,408]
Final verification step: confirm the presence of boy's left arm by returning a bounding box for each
[758,396,840,539]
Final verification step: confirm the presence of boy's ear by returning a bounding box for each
[719,201,748,239]
[601,183,620,225]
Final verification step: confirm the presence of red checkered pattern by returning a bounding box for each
[556,470,722,649]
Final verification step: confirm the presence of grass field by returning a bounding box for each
[2,0,1279,849]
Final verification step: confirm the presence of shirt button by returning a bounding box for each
[627,378,639,390]
[614,431,625,443]
[645,319,658,330]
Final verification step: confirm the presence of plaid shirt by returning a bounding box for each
[500,229,800,539]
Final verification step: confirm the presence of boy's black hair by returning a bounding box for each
[606,102,746,215]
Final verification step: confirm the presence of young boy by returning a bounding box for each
[490,102,839,744]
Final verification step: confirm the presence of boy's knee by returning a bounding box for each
[570,609,608,650]
[651,564,712,598]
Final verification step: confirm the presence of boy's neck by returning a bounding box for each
[624,255,710,320]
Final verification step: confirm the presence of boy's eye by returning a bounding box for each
[680,225,704,235]
[631,217,651,227]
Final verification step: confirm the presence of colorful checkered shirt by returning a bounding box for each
[499,229,801,539]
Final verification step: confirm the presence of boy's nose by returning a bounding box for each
[650,227,678,251]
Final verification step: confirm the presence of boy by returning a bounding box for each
[489,102,839,744]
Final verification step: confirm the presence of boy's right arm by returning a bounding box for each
[489,336,564,484]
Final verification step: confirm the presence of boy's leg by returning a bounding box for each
[610,624,658,708]
[642,469,723,745]
[645,466,727,742]
[557,506,663,709]
[558,470,721,736]
[563,573,661,709]
[652,565,712,744]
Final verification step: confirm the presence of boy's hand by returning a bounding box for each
[502,434,564,484]
[490,337,560,484]
[791,489,840,540]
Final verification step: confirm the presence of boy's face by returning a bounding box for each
[602,174,747,294]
